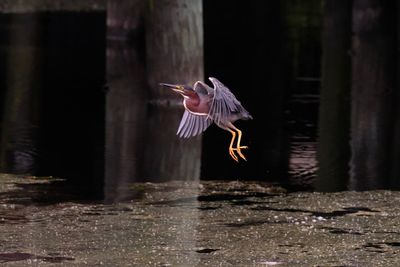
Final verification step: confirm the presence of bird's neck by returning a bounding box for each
[183,97,199,108]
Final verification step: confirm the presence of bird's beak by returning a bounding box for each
[159,83,185,93]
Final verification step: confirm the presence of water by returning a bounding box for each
[2,174,400,266]
[287,95,319,189]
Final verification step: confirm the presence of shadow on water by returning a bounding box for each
[251,205,379,219]
[0,252,74,264]
[0,179,102,206]
[148,192,276,208]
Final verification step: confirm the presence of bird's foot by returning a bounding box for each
[229,148,239,162]
[231,146,248,161]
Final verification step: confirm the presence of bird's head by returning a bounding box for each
[160,83,197,99]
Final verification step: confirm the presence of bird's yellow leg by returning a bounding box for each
[229,124,248,161]
[227,128,239,162]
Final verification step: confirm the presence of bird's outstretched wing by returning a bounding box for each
[208,77,245,125]
[193,81,211,95]
[177,110,213,138]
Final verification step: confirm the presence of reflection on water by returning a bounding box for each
[287,97,319,189]
[289,140,317,187]
[0,11,106,195]
[0,13,41,174]
[1,124,39,174]
[105,41,147,202]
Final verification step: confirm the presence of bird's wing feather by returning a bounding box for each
[208,78,244,125]
[194,81,213,95]
[177,110,212,138]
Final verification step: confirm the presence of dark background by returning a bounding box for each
[1,0,398,199]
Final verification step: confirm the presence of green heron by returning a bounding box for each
[160,77,253,162]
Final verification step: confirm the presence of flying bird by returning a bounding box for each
[160,77,253,162]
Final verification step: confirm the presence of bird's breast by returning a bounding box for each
[183,99,209,116]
